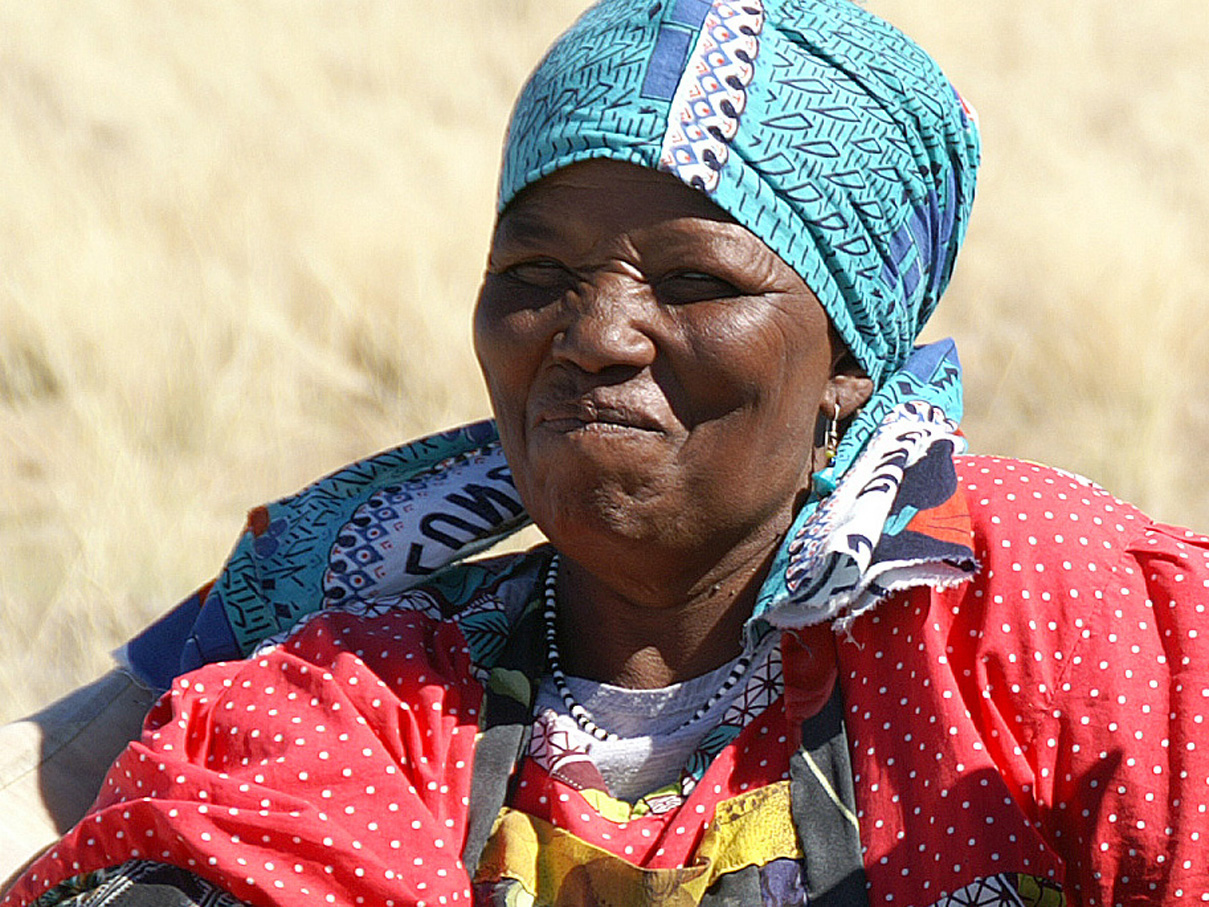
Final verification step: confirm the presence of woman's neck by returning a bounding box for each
[551,539,774,688]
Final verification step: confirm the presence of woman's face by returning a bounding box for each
[474,159,841,579]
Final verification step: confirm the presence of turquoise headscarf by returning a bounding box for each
[499,0,980,484]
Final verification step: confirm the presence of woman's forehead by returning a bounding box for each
[493,159,737,248]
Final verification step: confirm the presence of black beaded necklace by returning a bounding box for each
[542,554,758,743]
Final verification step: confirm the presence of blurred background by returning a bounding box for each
[2,0,1206,723]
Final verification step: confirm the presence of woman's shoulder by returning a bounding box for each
[842,456,1209,898]
[939,454,1209,698]
[952,452,1209,568]
[954,453,1147,520]
[953,453,1153,551]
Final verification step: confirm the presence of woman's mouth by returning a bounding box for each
[534,399,665,436]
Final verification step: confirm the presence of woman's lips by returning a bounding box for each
[533,398,665,435]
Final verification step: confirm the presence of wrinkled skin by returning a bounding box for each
[474,160,871,686]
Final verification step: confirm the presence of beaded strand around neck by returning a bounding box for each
[541,554,758,743]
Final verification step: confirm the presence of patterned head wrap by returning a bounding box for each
[499,0,981,474]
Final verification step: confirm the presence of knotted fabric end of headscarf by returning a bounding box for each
[762,400,977,632]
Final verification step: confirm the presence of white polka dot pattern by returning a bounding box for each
[843,456,1209,904]
[4,611,482,906]
[7,454,1209,905]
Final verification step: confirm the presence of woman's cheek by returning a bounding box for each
[477,293,556,368]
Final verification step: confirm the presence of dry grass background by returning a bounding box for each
[1,1,1206,723]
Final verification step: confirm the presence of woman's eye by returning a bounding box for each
[657,271,741,304]
[502,260,575,289]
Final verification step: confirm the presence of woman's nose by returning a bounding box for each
[552,273,657,373]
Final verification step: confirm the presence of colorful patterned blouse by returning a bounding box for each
[7,455,1209,906]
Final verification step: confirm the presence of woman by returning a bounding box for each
[6,0,1208,904]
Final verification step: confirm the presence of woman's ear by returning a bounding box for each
[821,349,873,420]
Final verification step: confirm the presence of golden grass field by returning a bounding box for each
[1,1,1206,723]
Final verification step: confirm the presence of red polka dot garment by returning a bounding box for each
[6,613,484,906]
[7,456,1209,905]
[844,456,1209,904]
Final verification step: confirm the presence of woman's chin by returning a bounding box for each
[522,424,675,489]
[527,477,675,557]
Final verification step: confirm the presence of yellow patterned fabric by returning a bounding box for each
[477,782,802,906]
